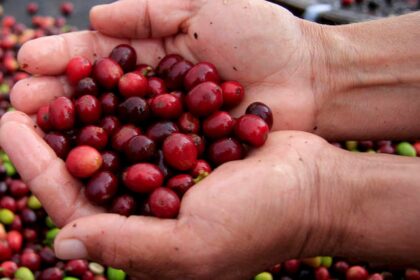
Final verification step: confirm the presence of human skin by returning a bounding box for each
[1,0,420,279]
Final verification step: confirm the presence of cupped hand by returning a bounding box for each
[0,113,340,279]
[12,0,326,131]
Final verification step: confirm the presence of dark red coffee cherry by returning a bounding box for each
[123,163,163,193]
[165,60,193,90]
[118,72,149,98]
[86,171,118,205]
[163,133,198,171]
[191,159,212,177]
[167,174,194,196]
[221,81,245,108]
[186,82,223,117]
[245,102,273,129]
[109,44,137,72]
[74,77,98,97]
[49,97,75,131]
[74,95,102,124]
[36,105,52,132]
[184,62,220,90]
[110,194,136,216]
[66,146,103,178]
[66,56,92,85]
[148,77,166,96]
[146,121,179,143]
[177,112,200,134]
[100,92,119,115]
[148,187,180,219]
[150,94,183,119]
[202,111,234,139]
[208,138,244,166]
[77,126,108,150]
[111,125,141,151]
[124,135,156,163]
[100,116,121,135]
[101,151,121,172]
[92,58,123,89]
[44,132,71,159]
[156,54,183,77]
[234,114,269,147]
[118,97,150,124]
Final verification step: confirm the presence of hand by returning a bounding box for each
[12,0,327,132]
[0,114,338,279]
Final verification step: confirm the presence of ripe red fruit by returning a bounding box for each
[148,187,180,218]
[186,82,223,117]
[109,44,137,72]
[163,133,198,171]
[150,94,183,119]
[66,146,103,178]
[60,2,74,16]
[27,2,39,15]
[118,73,149,98]
[0,261,17,277]
[203,111,234,139]
[0,240,12,262]
[246,102,273,129]
[156,54,183,77]
[234,114,269,147]
[100,116,121,135]
[66,56,92,85]
[221,81,245,108]
[6,230,22,252]
[118,97,150,123]
[21,251,41,271]
[101,151,121,172]
[100,92,119,115]
[86,171,118,205]
[191,160,212,177]
[346,266,369,280]
[184,62,220,90]
[406,269,420,280]
[40,267,64,280]
[283,259,301,274]
[77,126,108,150]
[148,77,166,96]
[368,273,384,280]
[165,60,193,90]
[44,132,71,159]
[167,174,194,195]
[0,196,16,212]
[110,194,136,216]
[177,112,200,134]
[146,121,179,144]
[82,271,95,280]
[9,180,29,198]
[124,135,156,162]
[123,163,163,193]
[74,77,98,97]
[37,105,52,132]
[208,138,244,166]
[49,97,75,130]
[111,125,141,151]
[65,259,89,277]
[92,58,123,89]
[39,247,57,265]
[75,95,102,124]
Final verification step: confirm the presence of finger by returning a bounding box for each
[11,76,72,115]
[18,31,166,75]
[90,0,196,39]
[0,110,44,136]
[0,112,103,227]
[54,214,183,275]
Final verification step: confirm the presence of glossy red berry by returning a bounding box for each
[156,54,183,77]
[65,259,89,277]
[346,266,369,280]
[74,77,98,97]
[246,102,273,129]
[186,82,223,117]
[0,240,12,262]
[184,62,220,90]
[110,194,136,216]
[109,44,137,72]
[101,151,120,172]
[6,230,22,252]
[66,56,92,85]
[0,196,16,212]
[208,138,244,166]
[40,267,64,280]
[191,160,212,177]
[111,125,141,151]
[0,261,17,277]
[75,95,102,124]
[100,92,119,115]
[9,180,29,198]
[146,121,179,143]
[177,112,200,134]
[163,133,198,171]
[148,77,166,96]
[234,114,269,147]
[100,116,121,135]
[21,251,41,271]
[123,163,163,193]
[86,171,118,205]
[77,126,108,150]
[221,81,245,108]
[44,132,71,159]
[189,134,206,157]
[92,58,123,89]
[36,105,52,132]
[150,94,183,119]
[49,97,75,130]
[66,146,103,178]
[27,2,39,15]
[203,111,234,139]
[39,247,57,265]
[60,2,74,16]
[124,135,156,162]
[165,60,193,90]
[118,73,149,98]
[167,174,194,195]
[148,187,180,218]
[118,97,150,124]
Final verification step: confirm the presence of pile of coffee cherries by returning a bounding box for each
[37,45,272,219]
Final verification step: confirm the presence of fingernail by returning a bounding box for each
[55,239,88,259]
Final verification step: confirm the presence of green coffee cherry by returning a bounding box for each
[3,162,16,177]
[254,272,273,280]
[0,84,10,95]
[44,228,60,245]
[107,267,126,280]
[0,208,15,225]
[15,267,35,280]
[45,216,56,228]
[345,141,358,151]
[0,152,9,162]
[321,256,333,268]
[28,195,42,210]
[396,142,416,157]
[63,277,80,280]
[89,262,105,275]
[302,256,322,268]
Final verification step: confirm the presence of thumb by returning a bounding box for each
[90,0,196,39]
[53,214,185,273]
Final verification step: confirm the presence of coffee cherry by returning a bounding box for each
[66,56,92,85]
[66,146,103,178]
[123,163,163,193]
[150,94,183,119]
[156,54,183,77]
[74,95,102,124]
[101,151,121,172]
[124,135,156,163]
[234,114,269,147]
[148,77,166,96]
[100,116,121,135]
[246,102,273,129]
[118,97,150,124]
[163,133,198,171]
[74,77,98,97]
[49,97,75,131]
[165,60,193,90]
[44,132,71,159]
[92,58,123,89]
[109,44,137,72]
[191,160,212,177]
[111,125,141,151]
[100,92,119,115]
[184,62,220,90]
[146,121,179,143]
[221,81,245,108]
[77,126,108,150]
[110,194,136,216]
[167,174,194,195]
[148,187,180,218]
[86,171,118,205]
[177,112,200,134]
[186,82,223,117]
[65,260,89,277]
[36,105,52,132]
[208,138,244,166]
[203,111,234,139]
[118,73,148,98]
